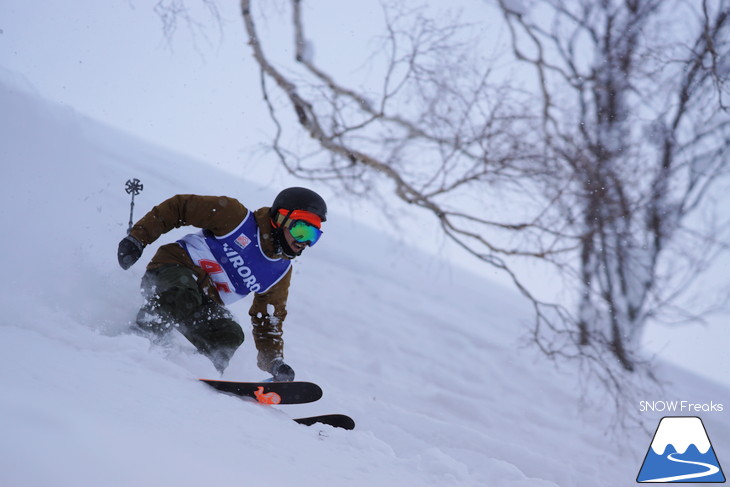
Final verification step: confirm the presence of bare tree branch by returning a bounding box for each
[238,0,730,409]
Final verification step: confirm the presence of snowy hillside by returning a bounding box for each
[1,69,728,487]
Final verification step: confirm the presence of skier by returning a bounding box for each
[116,187,327,378]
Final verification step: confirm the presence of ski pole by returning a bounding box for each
[125,178,144,234]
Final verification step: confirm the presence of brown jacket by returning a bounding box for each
[129,194,292,371]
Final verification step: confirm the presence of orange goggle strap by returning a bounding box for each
[273,208,322,229]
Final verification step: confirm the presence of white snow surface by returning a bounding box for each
[1,68,729,486]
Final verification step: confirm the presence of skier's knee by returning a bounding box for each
[210,317,245,348]
[158,286,202,320]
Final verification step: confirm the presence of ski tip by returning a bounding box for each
[294,414,356,430]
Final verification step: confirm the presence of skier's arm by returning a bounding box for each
[129,194,248,245]
[249,268,292,373]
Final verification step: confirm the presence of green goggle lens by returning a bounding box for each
[288,220,323,246]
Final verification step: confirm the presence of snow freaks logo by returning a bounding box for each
[637,416,725,483]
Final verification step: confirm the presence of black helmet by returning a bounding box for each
[270,187,327,222]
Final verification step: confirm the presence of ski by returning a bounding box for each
[201,379,354,430]
[200,379,323,405]
[294,414,356,430]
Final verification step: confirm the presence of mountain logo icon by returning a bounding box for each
[637,416,725,483]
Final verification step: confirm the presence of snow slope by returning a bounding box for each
[1,68,728,486]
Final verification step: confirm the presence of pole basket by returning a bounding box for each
[125,178,144,196]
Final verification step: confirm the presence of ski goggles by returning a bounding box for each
[276,209,323,246]
[288,220,323,246]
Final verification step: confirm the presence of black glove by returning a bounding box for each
[117,235,145,270]
[270,358,295,382]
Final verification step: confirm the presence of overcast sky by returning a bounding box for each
[0,0,405,175]
[2,0,729,388]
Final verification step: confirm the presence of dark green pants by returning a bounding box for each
[136,265,244,372]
